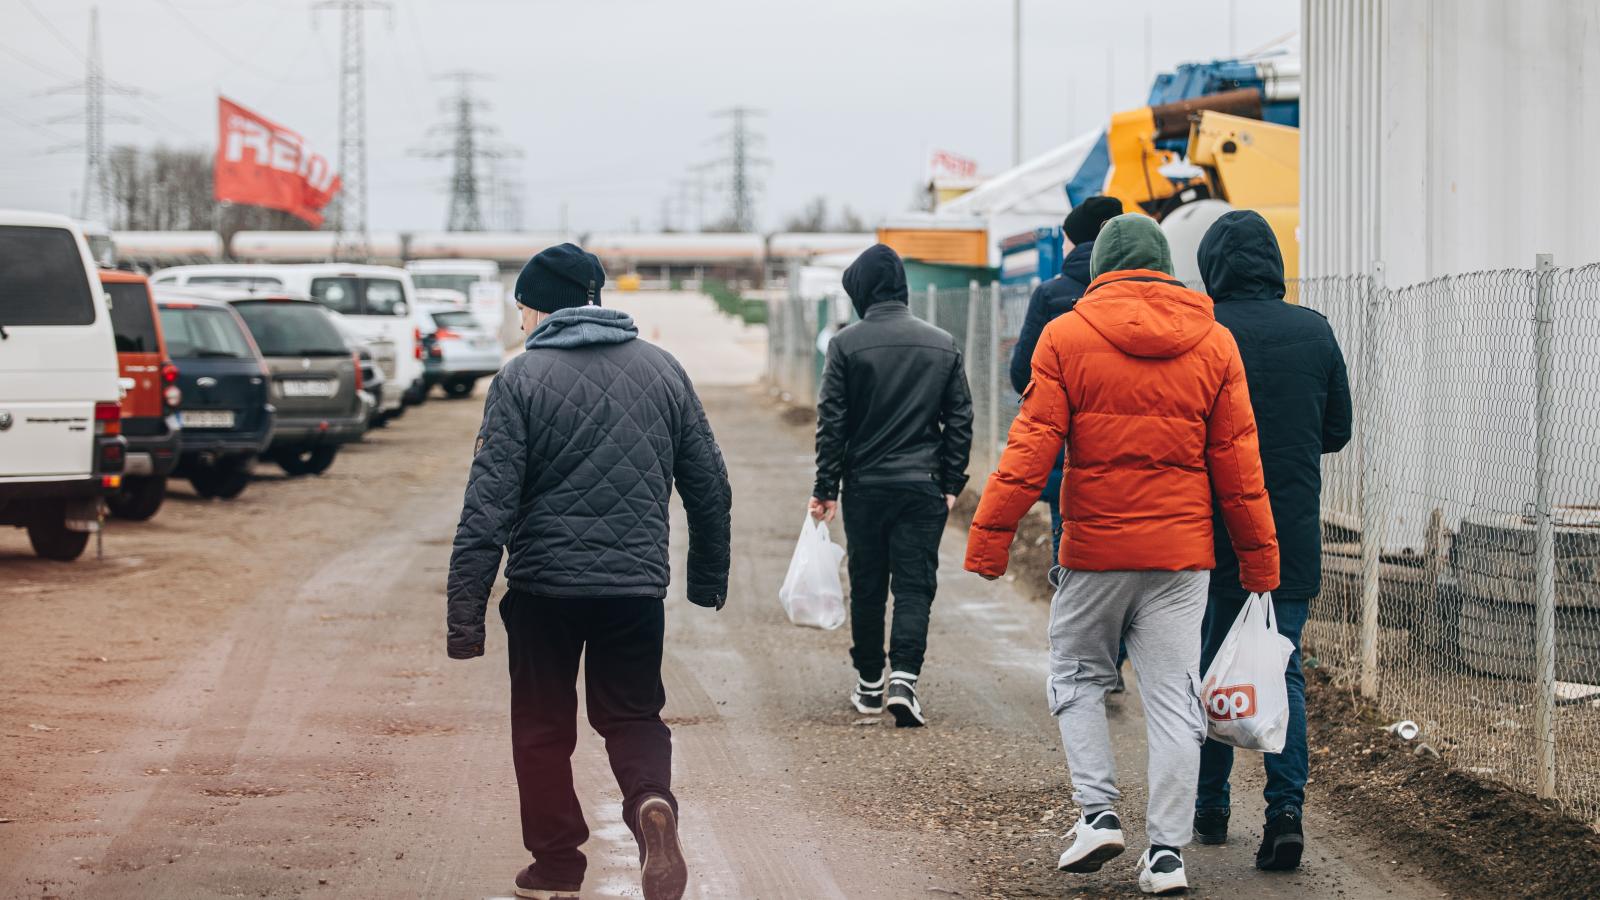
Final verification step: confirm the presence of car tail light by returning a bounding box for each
[94,401,121,436]
[99,439,124,476]
[352,351,364,392]
[102,475,122,490]
[161,360,181,409]
[435,328,462,341]
[414,327,423,359]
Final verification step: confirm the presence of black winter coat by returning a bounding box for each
[1007,240,1094,395]
[446,309,732,658]
[813,245,973,501]
[1200,211,1353,602]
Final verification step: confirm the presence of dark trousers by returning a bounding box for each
[499,591,676,885]
[842,485,948,680]
[1195,593,1310,819]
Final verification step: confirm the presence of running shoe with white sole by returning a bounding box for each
[884,672,925,727]
[638,794,688,900]
[1057,810,1125,873]
[1137,846,1189,895]
[851,674,885,714]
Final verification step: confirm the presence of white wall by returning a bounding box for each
[1302,0,1600,284]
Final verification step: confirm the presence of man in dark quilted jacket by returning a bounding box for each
[447,243,732,900]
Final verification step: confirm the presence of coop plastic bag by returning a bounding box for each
[1200,592,1297,753]
[777,515,847,630]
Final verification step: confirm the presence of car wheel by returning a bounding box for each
[211,459,253,500]
[27,510,90,561]
[276,446,337,476]
[107,475,167,521]
[444,378,475,398]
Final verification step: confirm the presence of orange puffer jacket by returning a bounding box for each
[965,270,1280,592]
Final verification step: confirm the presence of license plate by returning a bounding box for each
[183,410,236,429]
[282,379,336,398]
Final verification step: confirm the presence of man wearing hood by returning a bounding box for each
[1191,211,1351,870]
[447,243,732,900]
[966,215,1279,895]
[811,243,973,728]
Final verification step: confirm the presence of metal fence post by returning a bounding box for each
[926,283,938,329]
[988,282,1002,475]
[1533,252,1558,800]
[1359,262,1386,699]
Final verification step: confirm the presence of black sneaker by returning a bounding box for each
[851,675,885,714]
[1256,809,1304,871]
[1194,806,1229,845]
[638,795,688,899]
[513,866,581,899]
[885,672,925,727]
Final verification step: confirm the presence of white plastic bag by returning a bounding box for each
[1200,592,1297,753]
[777,515,847,630]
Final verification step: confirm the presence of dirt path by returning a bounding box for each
[0,294,1449,898]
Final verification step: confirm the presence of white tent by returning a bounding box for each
[933,129,1102,264]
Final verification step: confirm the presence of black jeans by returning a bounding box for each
[499,591,676,885]
[842,484,948,680]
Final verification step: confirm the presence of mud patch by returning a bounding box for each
[1305,668,1600,899]
[199,785,287,799]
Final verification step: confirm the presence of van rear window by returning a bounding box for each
[232,300,348,356]
[0,225,94,326]
[107,282,159,352]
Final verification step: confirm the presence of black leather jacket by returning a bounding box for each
[812,301,973,500]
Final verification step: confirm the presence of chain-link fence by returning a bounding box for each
[769,261,1600,823]
[1296,261,1600,825]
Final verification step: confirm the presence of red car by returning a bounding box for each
[99,269,182,520]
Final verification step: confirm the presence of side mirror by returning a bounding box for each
[393,301,408,316]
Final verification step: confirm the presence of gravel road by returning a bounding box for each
[0,293,1448,899]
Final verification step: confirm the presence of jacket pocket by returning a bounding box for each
[1047,657,1083,716]
[1186,670,1209,746]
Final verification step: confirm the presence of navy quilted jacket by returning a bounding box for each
[447,307,732,658]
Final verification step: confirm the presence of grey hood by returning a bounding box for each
[525,306,638,350]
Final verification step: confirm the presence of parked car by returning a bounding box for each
[99,269,181,521]
[153,292,274,500]
[0,210,126,560]
[407,258,505,334]
[150,263,425,422]
[222,293,367,475]
[421,304,504,398]
[330,313,383,430]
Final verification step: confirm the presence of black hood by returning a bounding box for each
[1062,240,1094,287]
[1197,210,1286,303]
[843,243,909,318]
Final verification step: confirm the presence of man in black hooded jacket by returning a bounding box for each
[811,243,973,727]
[448,243,732,900]
[1191,211,1352,871]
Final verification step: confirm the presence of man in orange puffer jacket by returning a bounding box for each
[965,214,1278,896]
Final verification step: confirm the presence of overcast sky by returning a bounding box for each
[1,0,1297,234]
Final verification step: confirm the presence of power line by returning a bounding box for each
[705,106,770,232]
[41,7,144,224]
[411,71,521,231]
[18,0,87,62]
[313,0,392,262]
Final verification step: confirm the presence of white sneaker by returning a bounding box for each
[1057,810,1125,873]
[1137,847,1188,895]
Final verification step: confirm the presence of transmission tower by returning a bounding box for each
[314,0,390,261]
[45,7,139,225]
[411,71,521,232]
[706,107,769,232]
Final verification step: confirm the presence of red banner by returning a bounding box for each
[214,96,340,227]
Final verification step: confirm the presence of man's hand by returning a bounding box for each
[978,573,999,582]
[944,493,957,511]
[808,496,838,523]
[447,640,485,660]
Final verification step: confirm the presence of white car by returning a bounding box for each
[0,210,126,560]
[406,258,506,334]
[420,303,505,398]
[151,263,426,419]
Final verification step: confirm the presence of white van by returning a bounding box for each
[0,210,127,560]
[405,258,506,334]
[151,263,425,417]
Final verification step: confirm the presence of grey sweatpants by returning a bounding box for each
[1048,569,1209,848]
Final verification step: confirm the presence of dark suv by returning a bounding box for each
[154,293,275,500]
[227,295,366,475]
